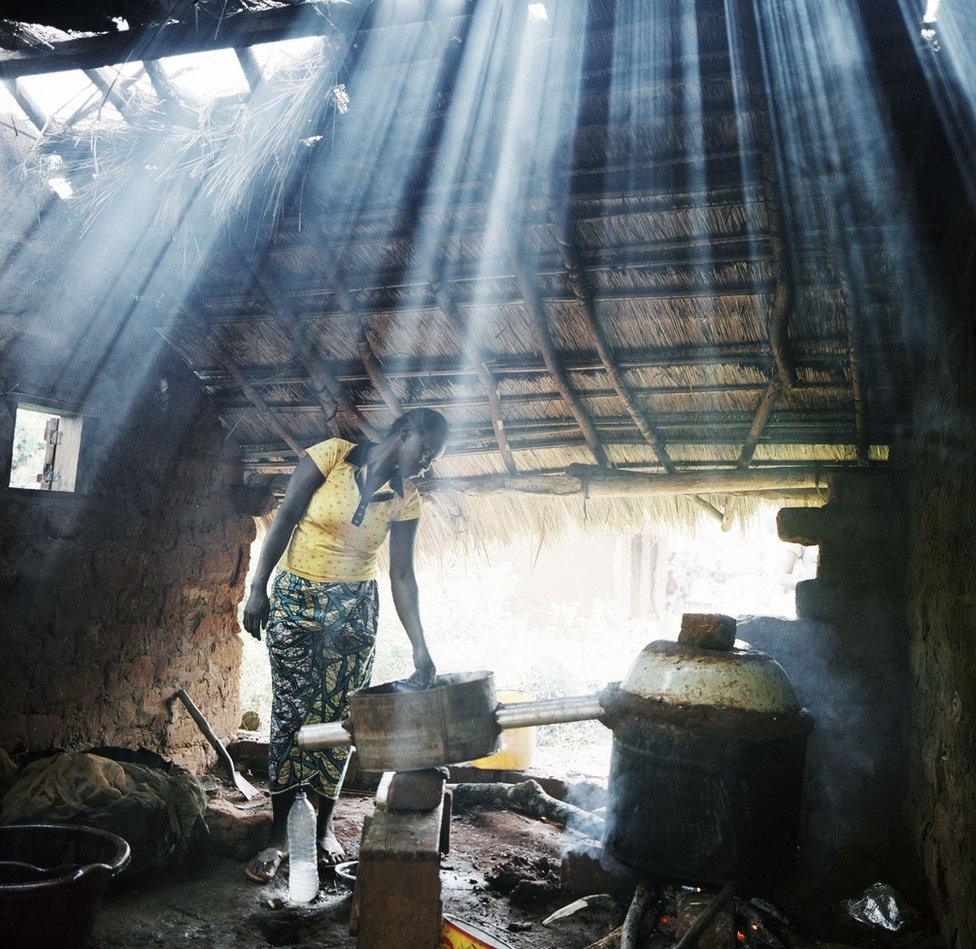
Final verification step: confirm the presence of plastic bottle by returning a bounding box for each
[287,789,319,903]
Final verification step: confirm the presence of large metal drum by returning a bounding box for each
[348,671,500,771]
[603,635,810,888]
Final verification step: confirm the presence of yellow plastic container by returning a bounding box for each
[470,690,536,771]
[441,916,512,947]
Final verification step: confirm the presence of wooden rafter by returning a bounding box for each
[547,198,721,520]
[508,237,609,468]
[737,381,782,470]
[84,67,131,119]
[234,239,379,440]
[308,232,403,427]
[430,279,517,474]
[844,291,870,466]
[234,47,263,92]
[2,78,45,131]
[732,37,798,481]
[161,319,305,457]
[143,60,179,102]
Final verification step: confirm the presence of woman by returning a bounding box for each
[241,408,448,881]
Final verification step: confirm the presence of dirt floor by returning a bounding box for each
[92,793,616,948]
[89,771,946,949]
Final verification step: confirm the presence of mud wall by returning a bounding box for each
[0,336,254,772]
[740,469,918,901]
[905,221,976,948]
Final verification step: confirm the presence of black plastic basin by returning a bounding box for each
[0,823,130,948]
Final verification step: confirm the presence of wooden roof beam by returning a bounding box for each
[307,229,404,423]
[232,239,378,439]
[2,78,46,131]
[507,229,609,468]
[414,466,827,499]
[430,279,518,474]
[84,68,132,120]
[728,23,798,487]
[0,3,461,79]
[546,195,721,521]
[234,47,263,93]
[160,319,305,456]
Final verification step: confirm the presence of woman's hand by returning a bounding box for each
[243,588,271,640]
[408,642,437,688]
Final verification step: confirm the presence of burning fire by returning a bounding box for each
[736,932,747,943]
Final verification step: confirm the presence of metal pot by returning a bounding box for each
[602,634,810,888]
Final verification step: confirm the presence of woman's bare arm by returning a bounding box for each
[390,517,436,686]
[242,455,324,639]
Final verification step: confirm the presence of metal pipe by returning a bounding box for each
[494,694,605,729]
[298,721,353,750]
[298,693,606,751]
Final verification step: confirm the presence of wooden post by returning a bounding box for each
[354,771,446,948]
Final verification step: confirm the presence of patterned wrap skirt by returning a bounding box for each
[266,570,378,798]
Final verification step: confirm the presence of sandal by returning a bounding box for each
[245,847,286,882]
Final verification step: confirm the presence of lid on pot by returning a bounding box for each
[619,613,799,716]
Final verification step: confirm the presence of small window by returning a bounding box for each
[8,404,83,492]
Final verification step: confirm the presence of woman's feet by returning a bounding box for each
[245,846,286,882]
[318,830,345,869]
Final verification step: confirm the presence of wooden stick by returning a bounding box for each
[84,68,132,119]
[431,280,517,474]
[621,884,653,949]
[2,78,47,131]
[234,47,263,92]
[311,236,404,425]
[737,381,783,470]
[235,239,379,439]
[452,780,604,840]
[674,884,735,949]
[415,466,825,498]
[509,245,609,467]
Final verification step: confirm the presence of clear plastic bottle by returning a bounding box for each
[287,789,319,903]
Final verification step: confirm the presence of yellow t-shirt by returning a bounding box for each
[281,439,422,583]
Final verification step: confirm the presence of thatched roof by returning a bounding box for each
[1,0,935,540]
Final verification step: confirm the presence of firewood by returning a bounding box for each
[451,779,605,840]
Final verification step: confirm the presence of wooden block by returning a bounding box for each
[678,613,736,650]
[387,768,448,812]
[355,779,445,948]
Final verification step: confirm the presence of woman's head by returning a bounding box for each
[388,408,449,478]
